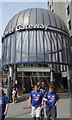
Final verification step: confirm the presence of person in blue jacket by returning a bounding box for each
[39,81,46,120]
[43,85,60,120]
[0,88,9,120]
[39,89,44,120]
[28,84,43,120]
[40,81,46,93]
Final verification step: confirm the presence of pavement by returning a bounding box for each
[5,98,72,119]
[6,99,31,118]
[3,88,72,119]
[57,98,72,119]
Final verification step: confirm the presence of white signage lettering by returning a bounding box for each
[3,24,49,38]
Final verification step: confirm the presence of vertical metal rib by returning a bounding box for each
[28,9,32,62]
[21,10,27,62]
[36,8,38,62]
[14,11,23,63]
[41,8,45,61]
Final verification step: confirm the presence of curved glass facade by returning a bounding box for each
[2,8,71,72]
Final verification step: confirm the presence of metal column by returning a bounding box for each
[50,70,54,86]
[7,66,13,102]
[67,66,72,98]
[13,64,17,86]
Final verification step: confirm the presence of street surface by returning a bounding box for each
[3,88,72,119]
[6,99,31,118]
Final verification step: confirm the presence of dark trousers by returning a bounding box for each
[40,107,44,120]
[1,115,5,120]
[46,106,57,119]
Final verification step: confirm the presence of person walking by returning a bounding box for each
[0,88,9,120]
[40,81,46,93]
[40,89,44,120]
[43,85,60,120]
[39,81,46,120]
[37,81,41,91]
[12,87,16,103]
[15,87,18,103]
[28,84,43,120]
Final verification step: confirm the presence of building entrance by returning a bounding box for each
[17,71,50,93]
[16,70,68,93]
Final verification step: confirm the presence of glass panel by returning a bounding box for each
[4,38,7,64]
[23,9,30,25]
[37,31,44,61]
[44,31,50,61]
[49,31,53,62]
[30,9,36,25]
[58,34,62,50]
[60,65,63,71]
[22,31,28,62]
[4,39,6,63]
[54,14,61,29]
[2,41,4,64]
[52,32,57,51]
[16,32,21,62]
[11,34,16,63]
[12,14,19,29]
[51,32,56,51]
[6,36,10,64]
[17,11,25,25]
[42,9,50,26]
[29,31,36,61]
[48,11,56,27]
[37,9,43,25]
[59,51,62,63]
[52,53,55,62]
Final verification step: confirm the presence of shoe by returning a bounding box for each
[12,102,15,104]
[50,117,55,120]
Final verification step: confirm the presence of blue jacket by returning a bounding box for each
[0,94,8,116]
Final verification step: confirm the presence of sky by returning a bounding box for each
[0,1,48,58]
